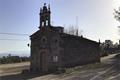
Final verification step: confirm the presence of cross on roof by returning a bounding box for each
[44,3,46,6]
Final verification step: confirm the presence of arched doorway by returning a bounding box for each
[39,50,48,72]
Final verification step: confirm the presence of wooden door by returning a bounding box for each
[40,50,48,72]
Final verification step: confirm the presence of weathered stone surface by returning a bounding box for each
[30,4,100,73]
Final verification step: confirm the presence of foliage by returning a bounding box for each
[114,7,120,22]
[114,7,120,35]
[100,40,120,57]
[64,25,83,36]
[0,54,30,64]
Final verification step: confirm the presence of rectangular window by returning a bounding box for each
[42,22,44,26]
[53,56,58,62]
[46,20,48,26]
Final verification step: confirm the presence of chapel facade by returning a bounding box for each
[30,4,100,73]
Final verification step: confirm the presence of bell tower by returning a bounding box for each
[39,3,51,29]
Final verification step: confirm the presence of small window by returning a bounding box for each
[55,39,58,43]
[42,22,44,26]
[42,38,46,42]
[53,56,58,62]
[46,20,48,26]
[41,37,47,43]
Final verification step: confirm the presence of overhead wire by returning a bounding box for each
[0,39,29,41]
[0,32,30,36]
[0,32,30,41]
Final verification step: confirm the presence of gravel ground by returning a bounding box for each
[0,54,120,80]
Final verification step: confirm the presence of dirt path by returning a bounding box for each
[0,62,30,76]
[0,54,120,80]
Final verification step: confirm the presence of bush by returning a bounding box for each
[0,55,30,64]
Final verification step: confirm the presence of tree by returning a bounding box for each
[104,40,113,48]
[64,25,82,36]
[114,7,120,36]
[114,7,120,22]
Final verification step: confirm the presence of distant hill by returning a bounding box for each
[0,51,30,58]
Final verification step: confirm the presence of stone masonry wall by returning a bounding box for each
[61,36,100,68]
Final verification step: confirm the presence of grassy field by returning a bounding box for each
[0,62,30,76]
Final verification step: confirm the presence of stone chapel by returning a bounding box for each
[30,4,100,73]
